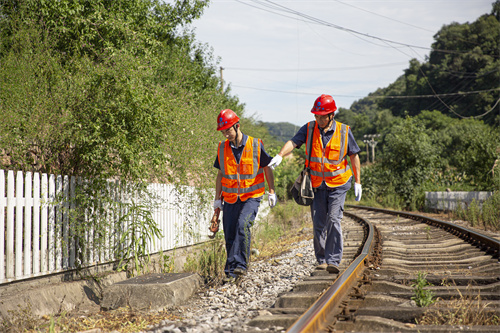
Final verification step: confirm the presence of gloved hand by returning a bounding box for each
[268,193,277,208]
[213,199,223,211]
[354,183,362,201]
[268,155,283,170]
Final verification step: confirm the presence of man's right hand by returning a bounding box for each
[213,199,223,211]
[268,155,283,170]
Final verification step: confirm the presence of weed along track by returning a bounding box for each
[160,206,499,333]
[4,205,498,332]
[280,206,499,333]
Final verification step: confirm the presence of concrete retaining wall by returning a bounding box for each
[425,191,493,212]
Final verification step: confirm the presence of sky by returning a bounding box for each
[184,0,493,126]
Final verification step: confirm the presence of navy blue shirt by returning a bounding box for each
[291,120,361,155]
[290,120,360,191]
[214,133,273,170]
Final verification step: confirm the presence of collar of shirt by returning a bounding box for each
[317,120,336,134]
[229,133,248,149]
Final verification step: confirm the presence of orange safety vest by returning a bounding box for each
[218,136,266,204]
[305,120,352,188]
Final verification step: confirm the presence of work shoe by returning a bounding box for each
[233,267,247,276]
[315,263,328,270]
[327,264,339,274]
[222,276,235,284]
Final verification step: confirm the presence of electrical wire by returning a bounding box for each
[231,84,499,99]
[331,0,435,33]
[224,61,409,72]
[330,0,486,49]
[240,0,467,55]
[230,1,499,119]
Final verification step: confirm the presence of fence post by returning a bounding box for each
[41,173,48,273]
[15,171,23,278]
[48,175,55,272]
[6,171,14,279]
[24,172,32,277]
[33,173,40,275]
[62,175,69,269]
[66,176,75,268]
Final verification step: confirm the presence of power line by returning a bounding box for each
[224,61,408,72]
[331,0,435,33]
[231,84,500,99]
[240,0,466,55]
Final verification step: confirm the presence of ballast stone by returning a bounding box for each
[101,273,203,311]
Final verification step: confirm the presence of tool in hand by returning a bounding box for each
[209,207,221,239]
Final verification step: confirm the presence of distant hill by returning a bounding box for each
[263,122,301,142]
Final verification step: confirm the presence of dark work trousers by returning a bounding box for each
[310,185,349,267]
[222,197,261,278]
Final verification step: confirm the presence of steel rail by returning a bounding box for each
[286,212,375,333]
[346,205,500,258]
[286,205,499,333]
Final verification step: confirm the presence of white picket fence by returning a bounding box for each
[0,169,213,284]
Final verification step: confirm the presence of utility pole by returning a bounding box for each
[363,134,381,163]
[220,66,224,92]
[362,139,369,163]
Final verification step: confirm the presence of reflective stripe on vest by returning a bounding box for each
[218,136,265,203]
[305,121,353,188]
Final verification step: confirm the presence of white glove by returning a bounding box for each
[213,199,223,210]
[354,183,362,202]
[268,155,283,170]
[268,193,277,208]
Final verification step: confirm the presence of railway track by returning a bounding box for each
[248,205,500,333]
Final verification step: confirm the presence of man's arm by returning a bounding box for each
[277,140,297,158]
[349,154,361,184]
[263,166,275,194]
[215,169,223,200]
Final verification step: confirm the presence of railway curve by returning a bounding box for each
[144,205,498,333]
[283,205,500,333]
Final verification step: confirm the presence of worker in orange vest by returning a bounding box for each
[268,95,362,274]
[213,109,276,282]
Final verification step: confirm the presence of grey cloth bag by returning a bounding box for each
[291,167,314,206]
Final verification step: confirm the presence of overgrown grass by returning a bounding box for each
[183,200,312,286]
[453,192,500,231]
[252,201,312,260]
[0,200,311,332]
[1,303,181,333]
[0,304,38,333]
[348,189,500,232]
[417,289,499,326]
[184,233,227,287]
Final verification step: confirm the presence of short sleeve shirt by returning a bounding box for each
[291,120,361,155]
[214,133,273,170]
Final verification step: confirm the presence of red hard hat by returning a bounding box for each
[311,94,337,115]
[217,109,240,131]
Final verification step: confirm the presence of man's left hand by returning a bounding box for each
[268,193,277,208]
[354,183,362,201]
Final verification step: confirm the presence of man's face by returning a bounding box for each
[221,126,237,141]
[314,114,332,129]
